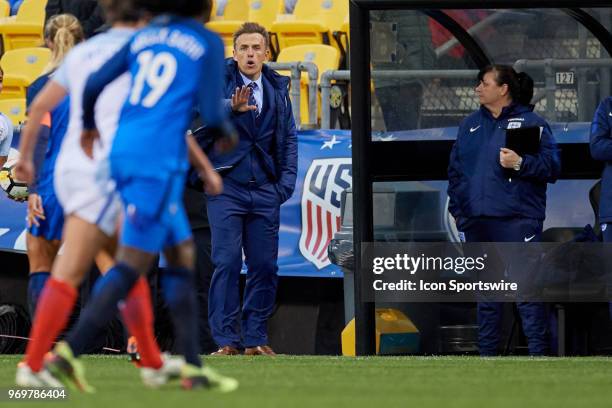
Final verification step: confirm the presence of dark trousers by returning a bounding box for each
[192,227,217,354]
[207,179,280,348]
[462,217,549,356]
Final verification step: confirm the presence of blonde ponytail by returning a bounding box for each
[43,14,84,74]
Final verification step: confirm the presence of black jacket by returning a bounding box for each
[45,0,105,38]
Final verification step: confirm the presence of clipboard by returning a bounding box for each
[505,126,541,156]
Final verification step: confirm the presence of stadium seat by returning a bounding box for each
[276,44,340,125]
[0,97,26,125]
[208,0,283,49]
[0,0,10,18]
[210,0,249,21]
[0,47,50,100]
[248,0,284,31]
[0,0,45,54]
[207,20,242,47]
[270,0,348,54]
[224,45,233,58]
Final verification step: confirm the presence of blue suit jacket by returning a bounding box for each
[203,59,298,203]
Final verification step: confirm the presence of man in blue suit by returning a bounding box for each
[207,22,298,356]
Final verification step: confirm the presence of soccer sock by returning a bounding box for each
[66,263,140,357]
[25,278,77,372]
[27,271,50,318]
[161,267,201,367]
[119,277,163,369]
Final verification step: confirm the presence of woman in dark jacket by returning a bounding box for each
[447,65,561,356]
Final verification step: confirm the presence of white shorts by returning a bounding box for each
[54,148,122,237]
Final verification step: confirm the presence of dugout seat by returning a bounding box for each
[0,47,50,100]
[276,44,340,125]
[0,0,45,54]
[270,0,348,55]
[0,97,25,125]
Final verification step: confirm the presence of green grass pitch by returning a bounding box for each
[1,355,612,407]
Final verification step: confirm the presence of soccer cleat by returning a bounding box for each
[140,353,184,388]
[127,336,141,367]
[44,341,95,393]
[180,364,239,392]
[15,362,64,388]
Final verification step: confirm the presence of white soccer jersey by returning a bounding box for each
[52,28,135,235]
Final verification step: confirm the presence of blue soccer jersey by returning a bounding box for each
[27,73,70,196]
[82,15,225,178]
[81,15,225,252]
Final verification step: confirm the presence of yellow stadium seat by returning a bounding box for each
[270,0,348,53]
[0,98,26,126]
[0,0,45,53]
[276,44,340,125]
[248,0,283,31]
[210,0,218,19]
[211,0,248,21]
[224,45,233,58]
[0,0,10,18]
[0,47,50,99]
[207,20,242,47]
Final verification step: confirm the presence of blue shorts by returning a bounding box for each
[114,172,192,253]
[28,191,64,241]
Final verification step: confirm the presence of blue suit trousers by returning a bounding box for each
[207,179,280,348]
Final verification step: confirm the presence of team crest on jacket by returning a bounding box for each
[299,158,352,269]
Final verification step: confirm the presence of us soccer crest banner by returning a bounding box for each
[0,126,599,278]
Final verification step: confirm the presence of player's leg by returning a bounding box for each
[23,217,107,369]
[26,192,65,317]
[162,197,237,392]
[25,233,60,317]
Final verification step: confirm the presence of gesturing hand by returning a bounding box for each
[231,85,258,113]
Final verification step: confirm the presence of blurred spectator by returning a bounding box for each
[45,0,105,38]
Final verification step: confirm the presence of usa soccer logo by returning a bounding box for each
[299,158,352,269]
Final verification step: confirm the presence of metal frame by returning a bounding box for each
[349,0,612,355]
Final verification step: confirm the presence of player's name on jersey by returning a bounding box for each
[131,28,205,60]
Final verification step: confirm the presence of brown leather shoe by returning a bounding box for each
[210,345,241,356]
[244,345,276,356]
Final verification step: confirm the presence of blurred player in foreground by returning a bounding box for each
[41,0,238,392]
[15,1,186,390]
[23,14,82,320]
